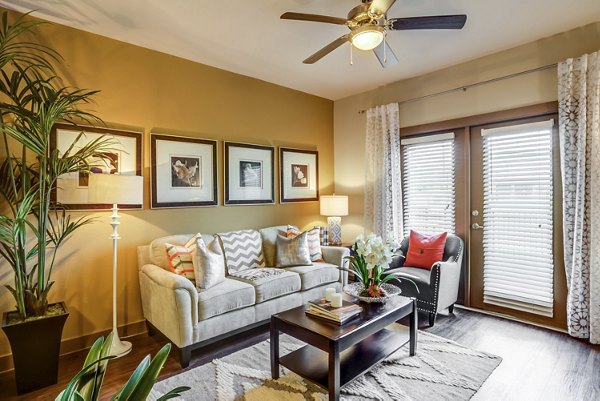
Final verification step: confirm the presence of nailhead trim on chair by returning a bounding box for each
[416,239,464,315]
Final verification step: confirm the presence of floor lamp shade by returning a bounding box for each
[88,173,142,357]
[88,174,143,205]
[320,195,348,245]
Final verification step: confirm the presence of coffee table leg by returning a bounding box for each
[270,319,279,379]
[328,341,340,401]
[409,299,418,356]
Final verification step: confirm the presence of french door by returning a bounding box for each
[469,114,567,326]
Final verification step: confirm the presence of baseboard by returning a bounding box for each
[455,305,568,334]
[0,320,147,374]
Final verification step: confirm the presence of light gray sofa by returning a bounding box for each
[137,225,349,367]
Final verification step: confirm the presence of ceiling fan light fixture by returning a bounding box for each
[349,25,384,51]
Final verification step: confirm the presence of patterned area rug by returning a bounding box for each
[150,324,501,401]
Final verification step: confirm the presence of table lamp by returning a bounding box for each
[320,195,348,246]
[88,173,143,357]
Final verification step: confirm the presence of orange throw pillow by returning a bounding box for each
[404,230,448,270]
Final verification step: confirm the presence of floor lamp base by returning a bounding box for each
[110,329,132,357]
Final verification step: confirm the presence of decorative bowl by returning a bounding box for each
[343,282,401,304]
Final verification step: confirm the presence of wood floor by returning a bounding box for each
[1,307,598,400]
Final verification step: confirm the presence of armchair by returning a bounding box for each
[384,233,464,326]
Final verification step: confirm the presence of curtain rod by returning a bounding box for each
[357,63,558,114]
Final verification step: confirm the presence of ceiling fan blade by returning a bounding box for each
[303,35,349,64]
[390,15,467,30]
[369,0,397,16]
[373,41,399,68]
[280,12,347,25]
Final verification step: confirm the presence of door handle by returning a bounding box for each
[471,223,484,230]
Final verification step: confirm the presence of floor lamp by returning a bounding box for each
[88,173,143,357]
[320,195,348,246]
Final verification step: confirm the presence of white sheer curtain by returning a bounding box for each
[558,51,600,343]
[364,103,402,241]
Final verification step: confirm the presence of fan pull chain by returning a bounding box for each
[383,31,387,64]
[350,44,353,66]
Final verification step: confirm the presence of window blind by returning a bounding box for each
[481,119,554,317]
[401,133,455,236]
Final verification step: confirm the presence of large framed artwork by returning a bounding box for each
[279,147,319,203]
[150,134,218,208]
[224,142,275,205]
[51,124,143,210]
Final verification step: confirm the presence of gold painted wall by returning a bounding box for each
[0,11,333,368]
[334,22,600,242]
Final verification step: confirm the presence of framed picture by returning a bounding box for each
[51,124,143,210]
[279,147,319,203]
[151,134,218,208]
[224,142,275,205]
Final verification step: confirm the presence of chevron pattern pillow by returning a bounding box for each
[217,229,265,274]
[165,234,199,280]
[287,225,324,262]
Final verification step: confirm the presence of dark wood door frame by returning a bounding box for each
[400,102,566,329]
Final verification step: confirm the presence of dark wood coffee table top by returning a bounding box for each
[273,293,413,341]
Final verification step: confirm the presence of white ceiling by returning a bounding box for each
[1,0,600,100]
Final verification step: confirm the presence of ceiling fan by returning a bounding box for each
[281,0,467,67]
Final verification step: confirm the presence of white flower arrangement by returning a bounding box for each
[342,233,400,298]
[353,233,398,269]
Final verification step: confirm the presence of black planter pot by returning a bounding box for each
[1,302,69,394]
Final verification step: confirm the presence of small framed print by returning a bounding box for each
[51,124,143,210]
[279,147,319,203]
[224,142,275,205]
[151,134,218,208]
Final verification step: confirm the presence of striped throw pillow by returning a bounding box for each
[217,229,265,274]
[165,234,198,280]
[287,225,323,262]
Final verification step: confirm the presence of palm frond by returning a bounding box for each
[0,11,60,71]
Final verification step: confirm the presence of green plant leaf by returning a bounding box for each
[125,343,172,400]
[57,355,115,401]
[76,333,113,401]
[110,355,151,400]
[156,386,192,400]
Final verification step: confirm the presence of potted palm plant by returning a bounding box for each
[0,12,115,393]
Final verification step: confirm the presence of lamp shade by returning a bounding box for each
[320,195,348,217]
[88,174,143,205]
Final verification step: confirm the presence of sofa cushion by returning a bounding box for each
[217,229,265,274]
[259,226,289,267]
[276,233,311,267]
[286,262,340,290]
[150,233,213,270]
[229,268,301,303]
[197,278,255,321]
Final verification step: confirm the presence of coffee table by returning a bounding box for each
[270,293,417,400]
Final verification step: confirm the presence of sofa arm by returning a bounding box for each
[431,261,461,312]
[139,264,198,348]
[322,246,350,286]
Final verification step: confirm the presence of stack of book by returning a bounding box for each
[305,298,362,325]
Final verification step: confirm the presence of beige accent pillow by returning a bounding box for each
[276,232,312,267]
[287,225,324,262]
[193,236,226,289]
